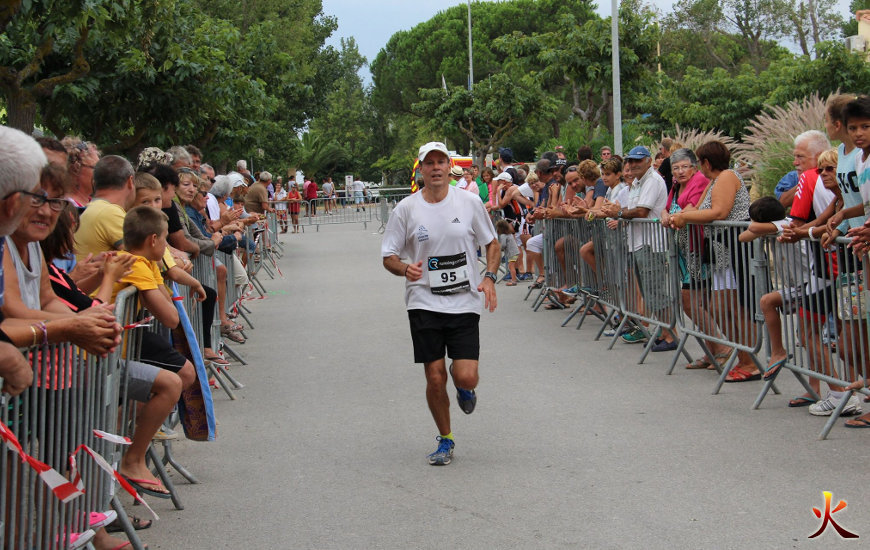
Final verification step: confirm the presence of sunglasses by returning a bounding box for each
[198,190,209,197]
[819,165,836,173]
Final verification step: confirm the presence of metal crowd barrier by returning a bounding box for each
[672,221,765,393]
[529,215,870,439]
[1,287,141,550]
[375,193,412,233]
[217,250,253,334]
[303,197,373,230]
[753,235,870,438]
[188,255,241,400]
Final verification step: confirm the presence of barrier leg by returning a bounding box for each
[110,495,147,550]
[157,440,199,485]
[637,325,660,365]
[146,445,185,510]
[221,342,248,365]
[206,363,236,400]
[818,390,856,440]
[666,332,690,375]
[594,309,617,341]
[608,316,631,350]
[215,364,245,389]
[712,351,738,395]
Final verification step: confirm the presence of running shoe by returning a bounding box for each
[428,436,455,465]
[621,328,648,344]
[456,386,477,414]
[449,362,477,414]
[651,338,677,352]
[809,393,862,417]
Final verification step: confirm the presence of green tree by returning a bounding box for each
[413,72,555,165]
[0,0,123,132]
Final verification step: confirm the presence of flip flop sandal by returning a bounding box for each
[844,417,870,428]
[762,357,787,381]
[106,515,152,533]
[120,475,171,499]
[505,282,517,286]
[724,367,761,383]
[685,358,712,370]
[788,395,815,407]
[204,355,230,365]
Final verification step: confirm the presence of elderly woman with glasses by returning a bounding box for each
[659,149,733,367]
[667,141,757,381]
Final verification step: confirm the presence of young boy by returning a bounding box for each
[495,219,520,286]
[112,206,197,496]
[739,197,799,383]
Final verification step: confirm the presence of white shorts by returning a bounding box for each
[526,233,544,254]
[711,268,736,291]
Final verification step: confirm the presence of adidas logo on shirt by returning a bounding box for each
[451,218,460,223]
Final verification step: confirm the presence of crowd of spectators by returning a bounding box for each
[474,94,870,427]
[0,126,289,549]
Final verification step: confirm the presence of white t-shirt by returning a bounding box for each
[626,168,668,252]
[381,186,497,314]
[351,180,365,193]
[322,181,334,196]
[274,189,288,211]
[606,182,629,207]
[857,150,870,216]
[836,144,863,232]
[206,193,220,221]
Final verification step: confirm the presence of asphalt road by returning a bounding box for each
[140,222,870,549]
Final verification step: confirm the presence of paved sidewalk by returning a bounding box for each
[142,223,870,549]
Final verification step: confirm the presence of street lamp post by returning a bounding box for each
[611,0,623,157]
[468,0,475,163]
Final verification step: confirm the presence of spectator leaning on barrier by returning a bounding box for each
[245,171,272,215]
[381,141,499,466]
[667,141,756,381]
[0,126,48,395]
[600,146,671,346]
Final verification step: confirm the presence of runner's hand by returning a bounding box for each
[405,261,423,281]
[478,278,497,312]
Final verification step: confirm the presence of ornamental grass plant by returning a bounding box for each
[733,93,827,198]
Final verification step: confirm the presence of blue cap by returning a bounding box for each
[624,146,651,160]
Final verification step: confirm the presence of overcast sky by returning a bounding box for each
[322,0,856,82]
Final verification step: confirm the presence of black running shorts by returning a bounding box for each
[408,309,480,364]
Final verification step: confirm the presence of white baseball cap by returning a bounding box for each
[417,141,450,162]
[494,171,513,182]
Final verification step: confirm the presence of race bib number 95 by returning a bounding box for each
[428,253,470,295]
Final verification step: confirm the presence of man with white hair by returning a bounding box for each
[381,141,499,466]
[780,130,831,210]
[0,126,46,395]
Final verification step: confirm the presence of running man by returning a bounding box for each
[381,141,499,466]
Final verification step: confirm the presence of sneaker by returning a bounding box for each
[563,285,579,295]
[449,362,477,414]
[501,274,512,281]
[651,338,678,352]
[428,436,455,465]
[456,387,477,414]
[809,393,862,417]
[621,328,648,344]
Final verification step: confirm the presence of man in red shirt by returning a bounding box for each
[304,178,319,216]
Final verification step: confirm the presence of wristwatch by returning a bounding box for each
[617,208,624,219]
[484,272,497,283]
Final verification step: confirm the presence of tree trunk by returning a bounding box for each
[551,118,560,139]
[4,89,37,134]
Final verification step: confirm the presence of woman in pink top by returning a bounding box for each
[660,148,730,369]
